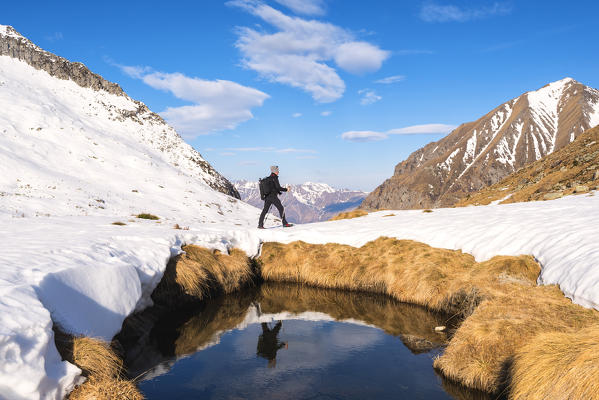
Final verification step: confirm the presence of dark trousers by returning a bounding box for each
[259,195,287,227]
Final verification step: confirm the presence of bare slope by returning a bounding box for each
[456,124,599,206]
[361,78,599,210]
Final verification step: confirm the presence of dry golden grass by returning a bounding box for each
[258,238,599,394]
[68,377,143,400]
[260,238,537,316]
[456,125,599,207]
[53,330,143,399]
[151,245,255,307]
[136,213,159,220]
[71,337,123,379]
[434,284,599,393]
[329,209,368,221]
[508,325,599,400]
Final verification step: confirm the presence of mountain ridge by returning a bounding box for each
[0,24,240,199]
[361,77,599,210]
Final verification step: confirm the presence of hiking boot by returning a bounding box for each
[258,226,265,229]
[283,223,293,227]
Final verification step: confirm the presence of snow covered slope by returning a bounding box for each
[0,25,240,205]
[235,180,367,223]
[0,25,261,399]
[362,78,599,210]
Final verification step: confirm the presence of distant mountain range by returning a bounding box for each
[234,180,368,223]
[361,78,599,210]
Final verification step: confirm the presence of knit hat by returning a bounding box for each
[270,165,279,174]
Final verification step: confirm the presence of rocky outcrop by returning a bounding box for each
[0,26,124,95]
[0,25,239,199]
[361,78,599,210]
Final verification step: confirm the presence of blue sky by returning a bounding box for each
[4,1,599,190]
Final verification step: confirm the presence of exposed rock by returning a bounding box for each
[594,170,599,181]
[361,78,599,210]
[574,185,589,193]
[543,192,563,200]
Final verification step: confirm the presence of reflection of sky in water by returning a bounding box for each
[139,320,453,400]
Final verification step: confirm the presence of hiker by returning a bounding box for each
[257,321,287,368]
[258,165,293,229]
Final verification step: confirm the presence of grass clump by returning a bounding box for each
[151,245,256,307]
[136,213,159,220]
[53,330,143,400]
[329,209,368,221]
[111,221,126,226]
[423,209,433,213]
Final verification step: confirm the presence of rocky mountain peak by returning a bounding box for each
[361,78,599,210]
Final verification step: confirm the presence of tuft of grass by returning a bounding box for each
[508,325,599,400]
[136,213,159,220]
[68,377,143,400]
[423,209,433,213]
[173,223,189,230]
[152,245,256,307]
[329,210,368,221]
[383,213,396,217]
[111,221,126,226]
[53,329,143,399]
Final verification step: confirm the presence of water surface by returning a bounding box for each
[118,283,490,400]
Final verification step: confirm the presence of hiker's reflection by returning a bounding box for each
[257,321,287,368]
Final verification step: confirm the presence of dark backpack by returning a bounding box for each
[258,176,272,200]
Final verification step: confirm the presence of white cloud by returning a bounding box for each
[358,89,382,105]
[388,124,456,134]
[118,67,269,138]
[226,147,316,154]
[374,75,406,84]
[341,124,456,142]
[334,42,390,74]
[228,0,389,102]
[420,2,512,23]
[239,160,258,166]
[273,0,325,16]
[341,131,388,142]
[276,148,317,154]
[292,112,302,118]
[320,110,332,116]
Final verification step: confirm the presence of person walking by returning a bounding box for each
[258,165,293,229]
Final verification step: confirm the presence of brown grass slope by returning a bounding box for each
[456,124,599,206]
[259,238,599,395]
